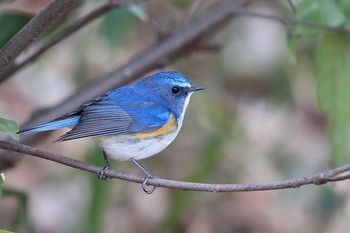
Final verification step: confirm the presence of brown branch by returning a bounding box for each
[0,0,80,72]
[15,0,252,141]
[0,0,252,171]
[0,0,147,83]
[1,140,349,192]
[3,3,349,83]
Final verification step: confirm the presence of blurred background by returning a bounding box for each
[1,0,350,232]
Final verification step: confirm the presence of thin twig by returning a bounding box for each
[16,0,252,140]
[0,0,80,72]
[286,0,297,15]
[0,140,349,192]
[0,0,147,83]
[3,4,350,83]
[0,0,252,171]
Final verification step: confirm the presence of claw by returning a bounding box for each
[142,174,157,194]
[97,150,111,180]
[131,158,158,194]
[97,166,110,180]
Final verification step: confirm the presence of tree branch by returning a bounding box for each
[0,0,80,72]
[0,0,147,84]
[0,140,349,192]
[0,0,252,170]
[2,2,349,82]
[15,0,251,141]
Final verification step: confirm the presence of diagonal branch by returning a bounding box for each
[0,0,252,171]
[0,0,147,84]
[0,0,80,72]
[1,140,350,192]
[17,0,252,139]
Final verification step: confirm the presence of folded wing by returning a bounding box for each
[58,97,171,141]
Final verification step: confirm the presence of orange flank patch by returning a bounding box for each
[135,114,176,139]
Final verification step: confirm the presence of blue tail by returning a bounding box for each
[18,116,80,134]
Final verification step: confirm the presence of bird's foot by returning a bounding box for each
[97,166,110,180]
[142,172,158,194]
[131,158,158,194]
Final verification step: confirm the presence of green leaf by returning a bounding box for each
[0,173,3,198]
[316,32,350,166]
[170,0,192,8]
[0,230,15,233]
[287,35,297,64]
[339,0,350,25]
[0,12,32,48]
[0,117,19,140]
[295,0,345,36]
[100,8,136,47]
[339,0,350,15]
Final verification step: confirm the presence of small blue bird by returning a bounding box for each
[19,71,204,193]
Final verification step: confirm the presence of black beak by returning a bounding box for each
[190,85,205,92]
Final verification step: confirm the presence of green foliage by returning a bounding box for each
[78,145,109,233]
[339,0,350,24]
[2,188,32,233]
[0,173,3,198]
[0,118,19,140]
[286,35,297,64]
[170,0,192,8]
[295,0,346,35]
[100,8,137,47]
[161,106,236,233]
[0,12,32,48]
[316,32,350,166]
[315,186,343,222]
[0,230,15,233]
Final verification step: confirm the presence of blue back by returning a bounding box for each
[19,71,195,141]
[109,71,193,119]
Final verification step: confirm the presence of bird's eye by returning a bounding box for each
[171,86,181,94]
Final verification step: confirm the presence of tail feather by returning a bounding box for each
[18,116,80,134]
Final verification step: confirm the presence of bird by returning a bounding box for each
[18,71,204,193]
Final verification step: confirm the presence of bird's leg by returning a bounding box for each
[97,150,111,180]
[131,158,157,194]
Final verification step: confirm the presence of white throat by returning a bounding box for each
[177,92,193,128]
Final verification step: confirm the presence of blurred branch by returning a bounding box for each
[285,0,296,15]
[2,2,348,83]
[1,140,349,193]
[15,0,251,140]
[0,0,147,84]
[0,0,251,171]
[0,0,79,73]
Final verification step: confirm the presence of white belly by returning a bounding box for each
[100,93,193,161]
[99,128,179,161]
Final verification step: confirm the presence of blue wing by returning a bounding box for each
[18,95,108,134]
[18,117,80,133]
[19,85,171,141]
[58,96,171,141]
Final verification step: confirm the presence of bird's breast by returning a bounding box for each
[134,113,177,139]
[99,114,182,161]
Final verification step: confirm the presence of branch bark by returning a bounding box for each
[0,0,79,72]
[0,140,349,192]
[16,0,251,139]
[1,0,251,170]
[0,0,147,83]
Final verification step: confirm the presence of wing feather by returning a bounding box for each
[58,94,172,141]
[58,99,133,141]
